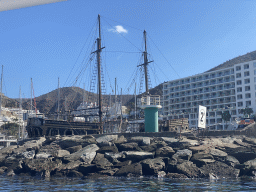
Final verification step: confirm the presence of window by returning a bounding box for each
[244,64,249,69]
[244,71,250,77]
[245,79,250,84]
[246,101,251,107]
[254,62,256,68]
[254,70,256,75]
[245,86,250,91]
[237,87,242,92]
[236,73,241,78]
[238,102,243,107]
[237,94,243,99]
[237,80,242,85]
[245,93,251,99]
[236,66,241,71]
[255,77,256,82]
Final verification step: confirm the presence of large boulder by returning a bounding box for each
[104,152,124,163]
[173,149,192,161]
[155,146,175,158]
[201,161,240,178]
[161,137,178,145]
[129,137,151,146]
[123,151,154,162]
[78,164,97,176]
[141,158,166,175]
[191,152,215,167]
[113,135,127,145]
[24,158,62,177]
[58,135,96,149]
[118,143,142,151]
[166,172,188,179]
[176,161,205,178]
[96,135,118,147]
[114,163,142,177]
[20,150,36,159]
[63,144,99,164]
[66,145,82,153]
[209,148,228,160]
[97,146,119,154]
[230,152,256,164]
[57,160,83,172]
[36,153,52,159]
[225,156,240,167]
[22,137,46,151]
[92,153,113,171]
[56,150,70,158]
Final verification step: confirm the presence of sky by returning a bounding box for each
[1,0,256,99]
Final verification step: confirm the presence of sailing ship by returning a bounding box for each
[26,14,155,137]
[26,15,104,137]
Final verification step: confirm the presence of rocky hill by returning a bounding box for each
[20,87,134,115]
[206,50,256,72]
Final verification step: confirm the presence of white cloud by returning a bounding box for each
[0,0,67,12]
[108,25,128,34]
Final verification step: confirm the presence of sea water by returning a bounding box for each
[0,175,256,191]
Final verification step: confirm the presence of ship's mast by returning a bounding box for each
[96,14,104,133]
[0,65,3,116]
[139,30,153,95]
[57,77,60,121]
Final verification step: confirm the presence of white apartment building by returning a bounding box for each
[163,59,256,130]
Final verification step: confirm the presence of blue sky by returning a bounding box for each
[1,0,256,98]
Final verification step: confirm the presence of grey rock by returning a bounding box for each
[21,150,35,159]
[161,137,178,144]
[176,161,205,178]
[173,149,192,161]
[123,151,154,162]
[67,170,84,177]
[78,164,97,175]
[201,161,240,178]
[166,172,188,179]
[63,144,99,164]
[114,163,142,176]
[118,143,142,151]
[92,153,113,171]
[155,146,175,158]
[141,158,166,175]
[230,152,256,164]
[56,150,70,158]
[191,152,214,160]
[97,145,119,154]
[114,135,127,145]
[225,156,240,167]
[96,135,118,147]
[66,145,82,153]
[57,160,83,171]
[209,148,228,158]
[36,152,52,159]
[104,152,124,163]
[24,158,62,174]
[22,137,46,151]
[58,135,97,149]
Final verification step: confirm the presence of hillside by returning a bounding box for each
[206,50,256,72]
[20,87,134,116]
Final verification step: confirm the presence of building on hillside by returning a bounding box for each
[163,58,256,130]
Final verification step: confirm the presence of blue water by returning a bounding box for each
[0,175,256,191]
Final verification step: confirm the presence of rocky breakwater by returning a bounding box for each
[1,134,256,179]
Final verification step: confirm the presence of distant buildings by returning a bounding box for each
[163,57,256,130]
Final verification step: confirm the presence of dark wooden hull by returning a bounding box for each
[26,118,99,137]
